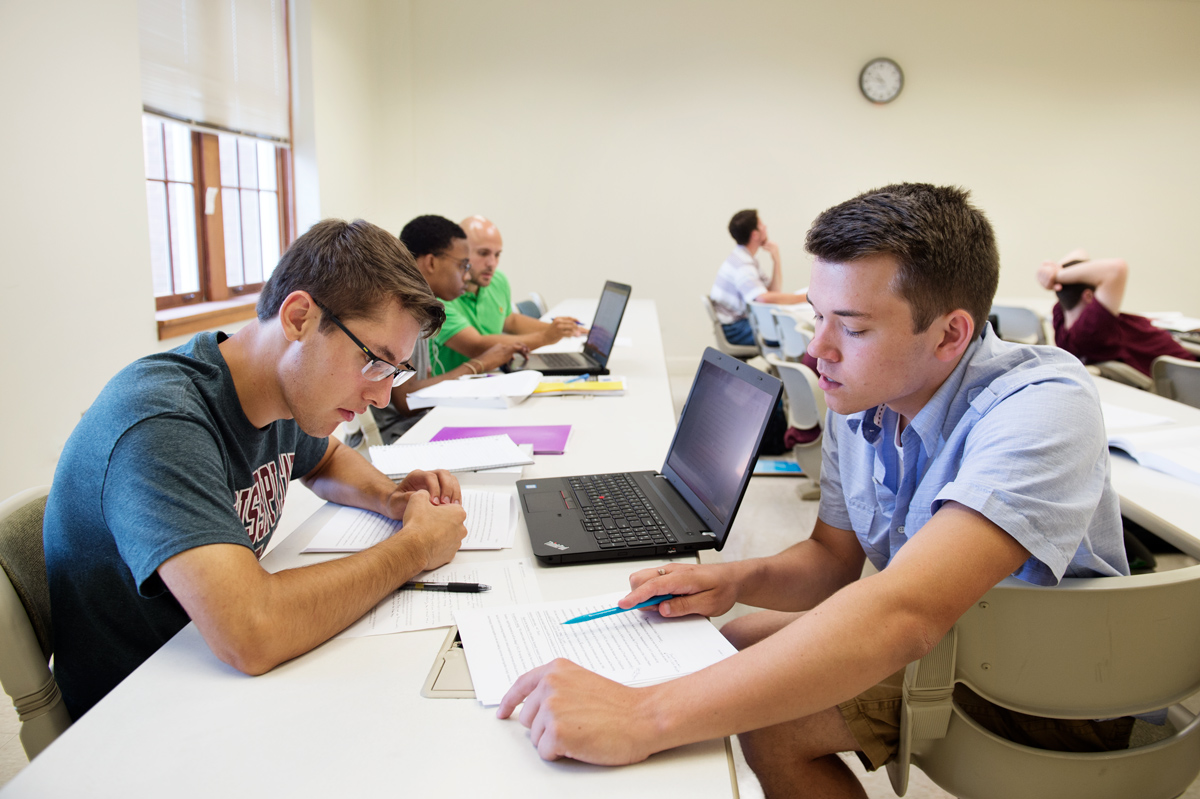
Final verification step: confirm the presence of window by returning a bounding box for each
[142,115,293,313]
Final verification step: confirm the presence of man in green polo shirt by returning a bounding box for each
[431,216,585,374]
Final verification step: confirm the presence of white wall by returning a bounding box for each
[315,0,1200,367]
[0,0,157,499]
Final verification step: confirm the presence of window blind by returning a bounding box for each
[140,0,290,143]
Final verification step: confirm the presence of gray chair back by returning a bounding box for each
[701,296,756,360]
[1152,355,1200,409]
[0,486,72,758]
[989,305,1047,345]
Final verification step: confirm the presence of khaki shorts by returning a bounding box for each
[838,669,1135,771]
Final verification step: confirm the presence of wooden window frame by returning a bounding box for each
[154,132,294,340]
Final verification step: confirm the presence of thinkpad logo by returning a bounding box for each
[544,541,569,551]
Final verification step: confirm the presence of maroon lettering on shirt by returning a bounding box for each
[234,452,295,558]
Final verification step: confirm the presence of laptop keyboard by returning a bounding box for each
[538,353,586,368]
[568,473,679,549]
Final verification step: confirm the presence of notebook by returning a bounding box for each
[369,435,534,479]
[431,425,572,455]
[517,347,782,564]
[504,280,631,376]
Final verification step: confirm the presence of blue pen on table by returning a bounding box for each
[563,373,590,383]
[561,595,676,625]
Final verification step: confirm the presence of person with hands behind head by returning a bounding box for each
[499,185,1132,796]
[430,215,586,375]
[710,209,808,346]
[1038,249,1194,376]
[351,214,530,447]
[43,219,469,720]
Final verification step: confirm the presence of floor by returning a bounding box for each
[3,371,1196,795]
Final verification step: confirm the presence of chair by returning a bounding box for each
[764,354,825,500]
[1152,355,1200,410]
[990,305,1048,345]
[771,308,813,362]
[1090,361,1153,392]
[515,292,548,319]
[746,301,783,359]
[887,566,1200,799]
[701,296,757,360]
[0,486,72,759]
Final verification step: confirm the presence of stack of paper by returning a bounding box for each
[533,377,626,397]
[302,489,519,552]
[370,434,534,478]
[1108,426,1200,485]
[338,559,542,638]
[406,370,542,409]
[455,591,738,705]
[430,425,572,455]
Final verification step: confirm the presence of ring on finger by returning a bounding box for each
[657,567,666,575]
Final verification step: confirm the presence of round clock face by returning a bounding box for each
[860,58,903,104]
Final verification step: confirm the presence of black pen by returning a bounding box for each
[403,581,491,593]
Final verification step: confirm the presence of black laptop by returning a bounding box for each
[517,347,782,565]
[505,280,631,376]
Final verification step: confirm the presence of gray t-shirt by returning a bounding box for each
[43,332,329,719]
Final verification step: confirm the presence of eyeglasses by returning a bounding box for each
[314,301,417,387]
[437,251,471,275]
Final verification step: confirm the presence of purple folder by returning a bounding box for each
[430,425,572,455]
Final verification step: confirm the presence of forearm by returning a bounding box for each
[446,328,546,358]
[732,537,860,611]
[1055,258,1128,289]
[756,290,807,305]
[646,574,936,751]
[504,313,550,335]
[300,439,394,516]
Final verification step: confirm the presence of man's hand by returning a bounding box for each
[496,659,659,764]
[540,317,588,347]
[475,340,529,372]
[383,468,462,516]
[1036,260,1062,291]
[621,562,740,619]
[399,489,467,571]
[762,240,781,261]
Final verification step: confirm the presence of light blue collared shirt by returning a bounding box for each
[818,326,1129,586]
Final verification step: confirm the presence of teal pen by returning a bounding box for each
[563,373,590,383]
[561,595,676,625]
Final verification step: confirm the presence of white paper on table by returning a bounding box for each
[1143,311,1200,333]
[369,434,533,477]
[530,334,587,354]
[1108,426,1200,486]
[302,489,517,553]
[455,591,738,706]
[406,370,543,409]
[338,559,542,638]
[1101,403,1176,430]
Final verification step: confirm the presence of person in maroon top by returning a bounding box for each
[1038,249,1196,377]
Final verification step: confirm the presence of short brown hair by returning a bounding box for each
[257,218,445,337]
[728,209,759,246]
[805,184,999,334]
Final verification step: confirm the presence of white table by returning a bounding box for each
[1094,376,1200,558]
[3,300,736,798]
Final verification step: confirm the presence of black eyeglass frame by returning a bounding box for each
[313,300,417,387]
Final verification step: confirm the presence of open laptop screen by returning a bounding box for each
[664,357,775,527]
[582,281,631,363]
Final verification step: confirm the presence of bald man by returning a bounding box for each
[430,216,585,374]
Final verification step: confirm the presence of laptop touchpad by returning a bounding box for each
[523,491,566,513]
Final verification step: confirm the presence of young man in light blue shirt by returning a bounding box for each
[497,184,1131,794]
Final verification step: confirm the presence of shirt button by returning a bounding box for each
[897,526,905,534]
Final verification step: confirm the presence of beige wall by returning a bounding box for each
[2,0,1198,499]
[314,0,1200,366]
[0,0,155,498]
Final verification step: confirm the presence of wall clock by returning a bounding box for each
[860,58,903,104]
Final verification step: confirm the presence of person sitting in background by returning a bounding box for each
[352,215,528,446]
[710,209,808,346]
[1038,249,1195,376]
[430,215,585,375]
